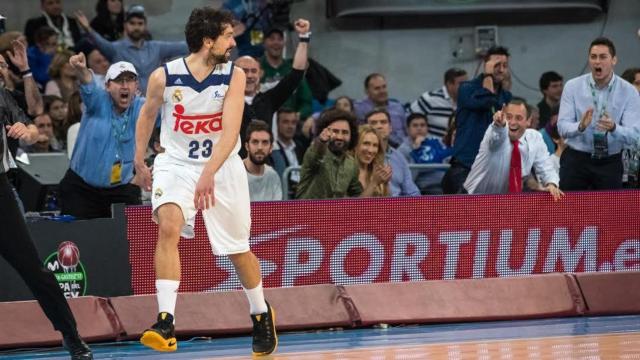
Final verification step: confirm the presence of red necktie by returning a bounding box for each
[509,139,522,193]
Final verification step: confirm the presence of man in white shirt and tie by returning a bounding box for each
[463,99,564,200]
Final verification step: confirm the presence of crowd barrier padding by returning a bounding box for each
[575,272,640,315]
[110,284,354,340]
[0,296,120,349]
[340,274,585,326]
[1,273,640,349]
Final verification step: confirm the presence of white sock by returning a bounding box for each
[156,279,180,323]
[243,281,268,315]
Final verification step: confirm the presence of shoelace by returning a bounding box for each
[253,316,272,339]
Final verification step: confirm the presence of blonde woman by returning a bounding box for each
[355,125,391,197]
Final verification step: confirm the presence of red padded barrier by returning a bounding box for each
[575,271,640,315]
[110,285,352,339]
[0,296,120,349]
[341,274,585,326]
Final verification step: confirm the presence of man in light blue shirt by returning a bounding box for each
[366,109,420,197]
[558,37,640,190]
[76,6,188,93]
[59,53,145,219]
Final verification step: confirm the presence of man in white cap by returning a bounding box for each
[58,53,145,219]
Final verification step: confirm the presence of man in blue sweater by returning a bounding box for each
[442,46,512,194]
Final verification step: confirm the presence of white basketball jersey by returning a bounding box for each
[160,58,240,164]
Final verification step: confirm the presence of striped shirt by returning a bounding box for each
[0,89,30,173]
[409,86,455,139]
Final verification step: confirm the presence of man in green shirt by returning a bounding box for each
[260,27,313,121]
[296,109,362,199]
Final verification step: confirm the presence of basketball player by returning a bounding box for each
[133,7,276,355]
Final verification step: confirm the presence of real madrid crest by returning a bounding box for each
[154,188,163,199]
[172,89,183,103]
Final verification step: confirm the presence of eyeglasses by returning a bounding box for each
[0,63,8,69]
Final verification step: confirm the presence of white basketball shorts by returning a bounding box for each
[150,152,251,255]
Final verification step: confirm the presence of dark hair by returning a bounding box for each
[442,115,456,148]
[245,119,273,143]
[406,112,427,127]
[507,99,531,119]
[66,91,83,127]
[277,107,296,121]
[365,109,390,123]
[622,68,640,85]
[484,46,510,61]
[317,109,358,150]
[444,67,467,84]
[34,26,57,44]
[589,37,616,57]
[539,71,563,92]
[96,0,124,22]
[364,73,384,89]
[548,123,561,141]
[43,95,64,113]
[334,95,354,112]
[184,7,235,53]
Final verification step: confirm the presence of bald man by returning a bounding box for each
[234,19,310,157]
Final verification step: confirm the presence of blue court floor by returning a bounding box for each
[1,315,639,359]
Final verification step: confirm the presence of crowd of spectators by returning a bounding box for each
[1,1,639,219]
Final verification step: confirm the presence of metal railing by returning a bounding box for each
[281,163,451,200]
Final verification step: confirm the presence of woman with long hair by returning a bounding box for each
[91,0,125,41]
[355,125,391,197]
[45,50,77,102]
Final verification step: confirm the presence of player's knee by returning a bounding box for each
[157,221,182,241]
[228,251,254,265]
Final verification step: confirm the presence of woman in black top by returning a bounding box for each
[90,0,124,41]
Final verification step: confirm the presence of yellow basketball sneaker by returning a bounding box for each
[140,312,177,352]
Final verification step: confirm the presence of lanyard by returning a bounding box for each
[110,106,131,160]
[589,78,614,119]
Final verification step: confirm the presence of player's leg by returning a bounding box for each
[229,251,277,356]
[140,203,185,352]
[206,155,277,355]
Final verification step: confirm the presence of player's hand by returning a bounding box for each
[294,19,310,34]
[543,183,564,201]
[493,104,506,127]
[133,158,152,192]
[194,172,215,210]
[579,108,594,132]
[6,122,30,140]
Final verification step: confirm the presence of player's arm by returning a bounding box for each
[133,67,165,191]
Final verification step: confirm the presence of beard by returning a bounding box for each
[210,48,232,64]
[128,31,144,41]
[328,139,348,155]
[249,152,268,166]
